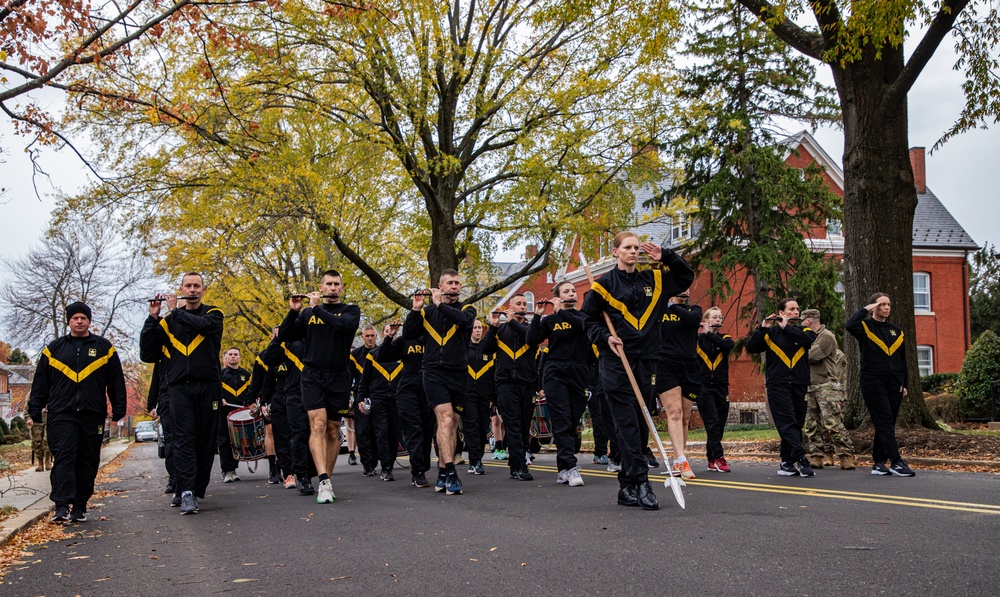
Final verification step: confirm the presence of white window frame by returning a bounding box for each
[523,292,535,314]
[913,272,931,311]
[826,219,843,238]
[916,345,934,377]
[671,215,692,242]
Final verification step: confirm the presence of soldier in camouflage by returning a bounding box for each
[800,309,857,470]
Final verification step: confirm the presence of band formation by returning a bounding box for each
[26,231,916,521]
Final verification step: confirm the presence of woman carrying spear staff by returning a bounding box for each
[580,232,693,510]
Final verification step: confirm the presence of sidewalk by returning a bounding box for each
[0,440,132,547]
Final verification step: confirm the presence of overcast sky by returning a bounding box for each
[1,30,997,273]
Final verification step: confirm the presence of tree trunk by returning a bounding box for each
[425,195,459,287]
[834,48,936,429]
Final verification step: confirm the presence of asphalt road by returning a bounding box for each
[5,442,1000,596]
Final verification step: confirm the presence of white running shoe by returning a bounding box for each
[556,469,568,484]
[316,479,335,504]
[607,460,622,473]
[566,467,585,487]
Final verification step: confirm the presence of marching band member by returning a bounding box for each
[463,319,494,476]
[483,294,539,481]
[385,323,434,487]
[746,298,817,478]
[218,347,251,483]
[526,282,590,487]
[350,326,380,476]
[140,273,224,514]
[846,293,915,477]
[359,323,404,482]
[695,307,735,472]
[656,291,702,479]
[277,270,361,504]
[403,269,477,495]
[581,233,693,511]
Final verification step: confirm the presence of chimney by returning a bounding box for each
[525,244,538,260]
[909,147,926,194]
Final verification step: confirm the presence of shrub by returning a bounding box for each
[921,372,959,395]
[956,329,1000,419]
[0,418,8,436]
[9,416,27,432]
[925,393,962,423]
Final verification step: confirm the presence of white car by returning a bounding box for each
[134,421,158,443]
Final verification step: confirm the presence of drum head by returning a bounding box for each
[228,407,255,423]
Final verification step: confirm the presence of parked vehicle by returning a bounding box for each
[134,421,158,443]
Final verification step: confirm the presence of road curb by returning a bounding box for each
[0,442,132,548]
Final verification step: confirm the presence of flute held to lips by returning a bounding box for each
[147,295,199,302]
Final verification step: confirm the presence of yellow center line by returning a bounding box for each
[483,462,1000,515]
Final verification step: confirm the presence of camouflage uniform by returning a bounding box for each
[31,410,53,471]
[804,382,855,458]
[803,319,855,465]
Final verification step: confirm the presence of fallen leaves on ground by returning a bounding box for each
[0,519,74,582]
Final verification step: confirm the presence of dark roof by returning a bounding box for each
[914,188,978,250]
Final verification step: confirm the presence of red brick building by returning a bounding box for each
[491,132,977,422]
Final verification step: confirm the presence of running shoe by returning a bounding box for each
[297,477,316,496]
[380,469,395,482]
[412,472,430,488]
[646,456,660,469]
[52,505,70,522]
[454,454,466,465]
[796,460,816,478]
[510,468,534,481]
[497,450,509,461]
[473,462,486,475]
[164,477,176,494]
[566,467,585,487]
[348,453,358,466]
[607,460,622,473]
[435,471,447,492]
[316,479,336,503]
[714,457,731,473]
[69,506,87,522]
[871,462,891,476]
[889,460,915,477]
[223,471,236,483]
[778,461,799,477]
[674,461,696,480]
[445,472,463,495]
[170,493,182,507]
[556,469,569,484]
[180,492,199,514]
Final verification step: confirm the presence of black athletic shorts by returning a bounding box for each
[655,359,700,401]
[422,367,466,414]
[301,367,352,419]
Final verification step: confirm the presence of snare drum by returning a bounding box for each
[530,396,553,440]
[227,407,267,462]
